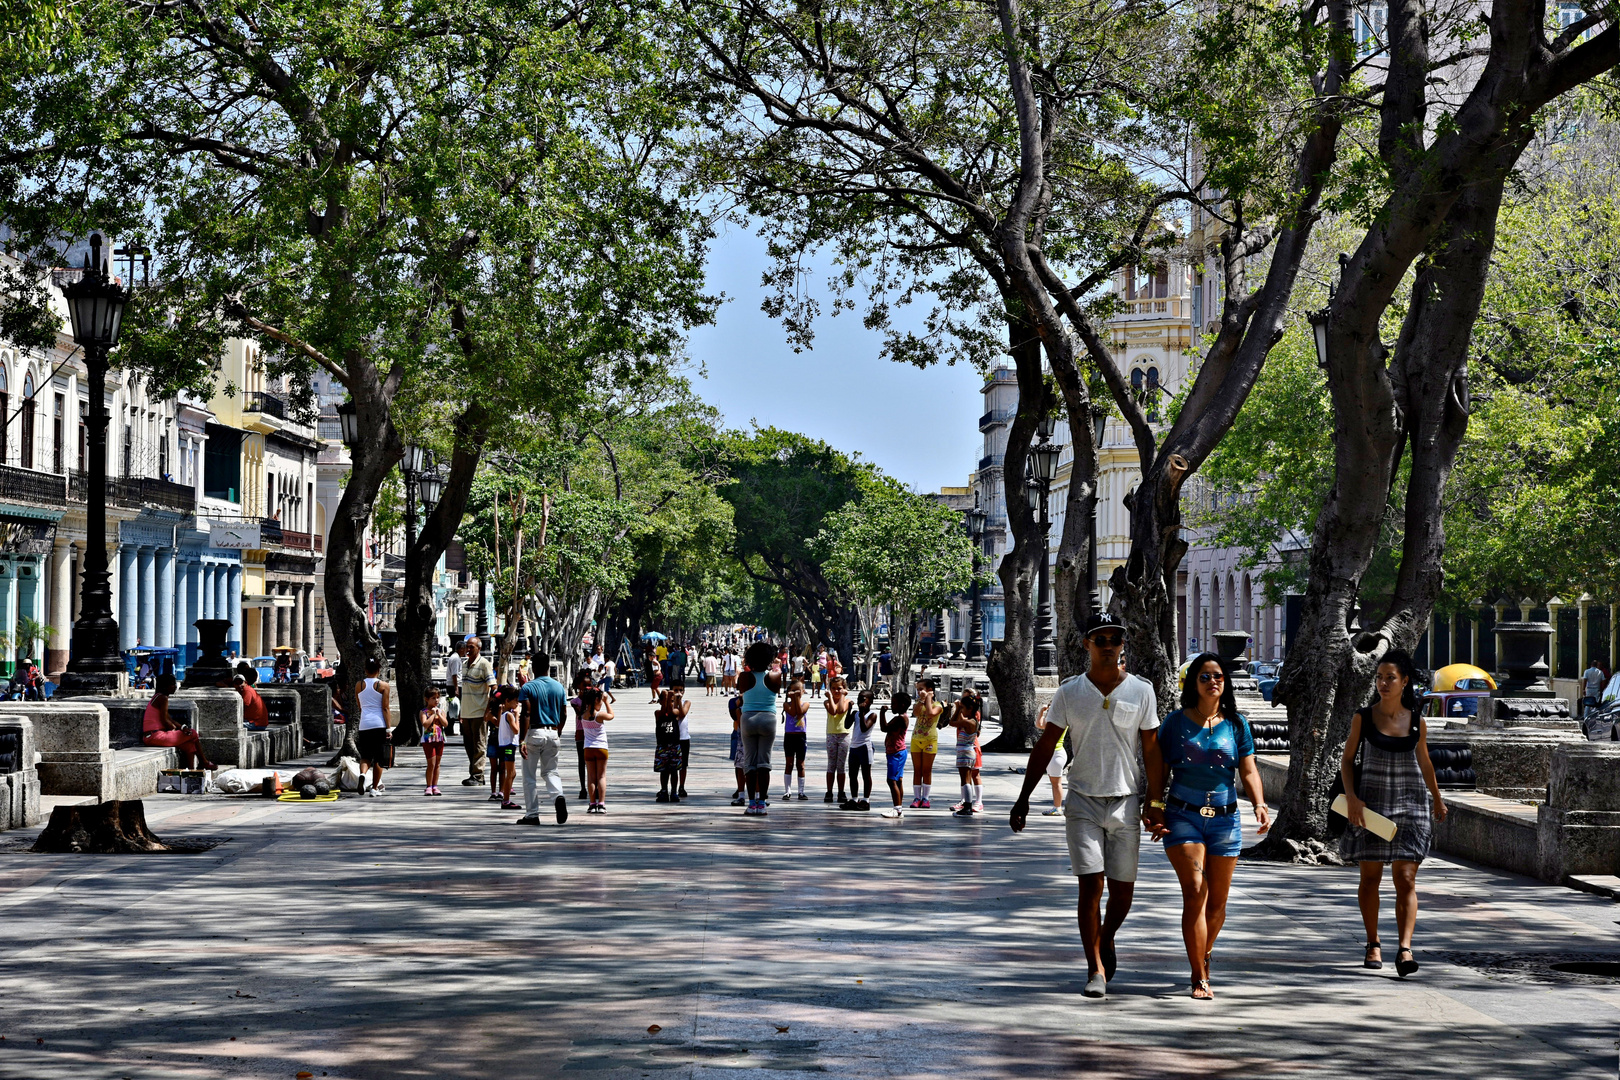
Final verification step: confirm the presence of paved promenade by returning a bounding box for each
[1,690,1617,1079]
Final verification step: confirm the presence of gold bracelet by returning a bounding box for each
[1148,799,1166,809]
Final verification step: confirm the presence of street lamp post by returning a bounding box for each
[333,401,371,629]
[54,235,131,696]
[964,501,988,665]
[1029,418,1061,678]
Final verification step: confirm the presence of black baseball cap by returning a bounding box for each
[1083,612,1126,637]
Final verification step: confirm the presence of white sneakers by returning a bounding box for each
[878,806,903,818]
[1083,972,1106,999]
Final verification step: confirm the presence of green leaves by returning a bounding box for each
[815,474,974,616]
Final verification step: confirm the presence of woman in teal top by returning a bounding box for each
[737,641,783,816]
[1150,652,1270,1000]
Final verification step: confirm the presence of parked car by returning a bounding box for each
[252,655,276,683]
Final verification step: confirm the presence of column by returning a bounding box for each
[47,540,70,673]
[156,547,175,649]
[136,546,156,648]
[274,582,289,649]
[289,582,302,655]
[227,566,243,655]
[173,559,189,660]
[215,567,229,631]
[1469,606,1480,666]
[200,563,215,621]
[303,583,314,654]
[118,545,138,651]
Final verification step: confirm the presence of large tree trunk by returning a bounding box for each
[393,410,486,743]
[889,608,921,691]
[1261,167,1510,855]
[984,329,1045,749]
[1049,375,1100,681]
[324,355,399,758]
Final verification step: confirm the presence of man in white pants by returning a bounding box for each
[517,649,569,826]
[1010,611,1165,999]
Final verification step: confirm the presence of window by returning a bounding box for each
[159,422,170,478]
[0,367,9,465]
[203,422,242,502]
[1354,2,1387,56]
[52,394,63,473]
[1154,265,1169,299]
[121,421,131,476]
[1192,272,1204,326]
[20,374,35,470]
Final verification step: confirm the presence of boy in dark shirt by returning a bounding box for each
[653,687,684,802]
[879,690,912,819]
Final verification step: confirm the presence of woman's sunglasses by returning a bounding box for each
[1198,671,1226,683]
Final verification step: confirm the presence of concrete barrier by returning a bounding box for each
[1,701,117,799]
[0,717,40,830]
[293,683,340,750]
[173,689,267,767]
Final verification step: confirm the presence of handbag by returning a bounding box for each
[1325,711,1366,838]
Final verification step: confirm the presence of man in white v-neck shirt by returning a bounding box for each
[1011,610,1165,1000]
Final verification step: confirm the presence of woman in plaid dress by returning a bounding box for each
[1339,649,1448,978]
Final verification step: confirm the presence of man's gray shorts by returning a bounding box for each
[1064,793,1143,882]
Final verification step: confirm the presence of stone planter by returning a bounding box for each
[183,618,234,688]
[1493,621,1556,698]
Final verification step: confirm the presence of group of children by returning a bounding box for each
[728,672,988,819]
[406,649,1000,821]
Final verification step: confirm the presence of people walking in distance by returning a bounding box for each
[654,687,684,802]
[781,678,811,801]
[878,689,912,819]
[1150,653,1269,999]
[809,658,823,698]
[420,685,448,796]
[445,638,465,728]
[950,690,985,817]
[517,651,569,826]
[458,634,496,787]
[494,686,522,810]
[737,641,783,816]
[142,673,217,771]
[600,654,616,693]
[703,651,720,696]
[1010,612,1164,1000]
[578,683,614,814]
[1583,658,1605,718]
[722,649,738,692]
[729,692,748,805]
[355,656,392,797]
[1340,648,1446,978]
[646,651,663,702]
[823,676,852,804]
[1035,703,1067,815]
[908,677,943,808]
[842,688,877,810]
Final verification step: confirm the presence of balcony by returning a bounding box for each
[1114,295,1189,321]
[978,409,1014,432]
[244,390,287,420]
[0,463,67,506]
[70,471,197,513]
[258,517,284,546]
[279,528,317,552]
[977,453,1004,472]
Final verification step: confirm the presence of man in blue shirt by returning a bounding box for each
[517,650,569,826]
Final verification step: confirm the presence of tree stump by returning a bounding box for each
[31,800,171,853]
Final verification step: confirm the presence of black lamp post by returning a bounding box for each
[965,500,988,664]
[54,235,130,696]
[1029,418,1061,677]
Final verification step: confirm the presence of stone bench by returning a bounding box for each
[111,745,179,800]
[173,689,265,768]
[0,717,40,830]
[101,699,199,750]
[294,683,340,751]
[0,702,120,799]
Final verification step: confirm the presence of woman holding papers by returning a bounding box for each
[1340,649,1448,978]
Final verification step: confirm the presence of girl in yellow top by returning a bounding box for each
[823,676,851,803]
[909,676,944,808]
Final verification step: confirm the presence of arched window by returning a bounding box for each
[0,364,10,465]
[1131,368,1144,390]
[20,373,35,470]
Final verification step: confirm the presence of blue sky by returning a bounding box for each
[686,225,985,494]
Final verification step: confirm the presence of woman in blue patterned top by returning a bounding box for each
[1152,652,1270,1000]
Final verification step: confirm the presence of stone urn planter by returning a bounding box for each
[181,618,234,688]
[1493,621,1556,698]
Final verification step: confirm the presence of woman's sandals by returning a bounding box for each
[1364,942,1383,970]
[1191,979,1214,1000]
[1396,947,1419,978]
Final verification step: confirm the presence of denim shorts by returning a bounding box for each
[1164,805,1243,857]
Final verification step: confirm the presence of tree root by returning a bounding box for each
[1243,830,1346,866]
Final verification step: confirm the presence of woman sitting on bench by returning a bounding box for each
[143,673,216,770]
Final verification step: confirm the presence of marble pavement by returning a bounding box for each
[0,690,1617,1079]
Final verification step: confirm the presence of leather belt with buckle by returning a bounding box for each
[1167,795,1239,818]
